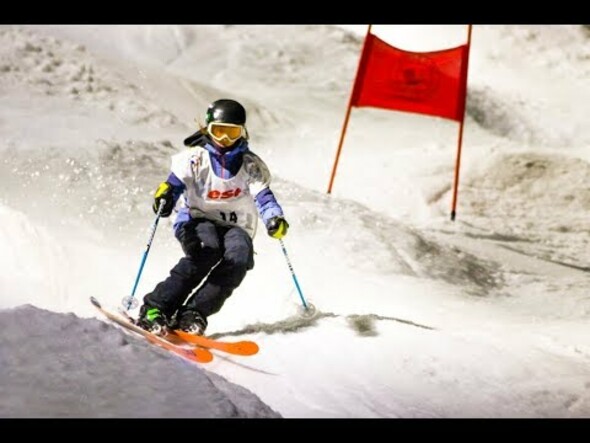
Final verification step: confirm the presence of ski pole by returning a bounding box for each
[279,238,312,313]
[121,199,166,311]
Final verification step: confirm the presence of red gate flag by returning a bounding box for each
[351,33,469,122]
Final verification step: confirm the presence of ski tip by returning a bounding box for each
[241,341,259,356]
[193,348,214,363]
[90,297,101,308]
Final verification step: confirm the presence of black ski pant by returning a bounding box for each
[143,218,254,319]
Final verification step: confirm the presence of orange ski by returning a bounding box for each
[173,330,259,356]
[143,334,213,363]
[90,297,213,364]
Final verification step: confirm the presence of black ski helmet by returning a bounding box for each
[205,99,246,126]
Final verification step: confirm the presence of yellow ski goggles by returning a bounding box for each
[207,122,245,144]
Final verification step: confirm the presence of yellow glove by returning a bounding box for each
[153,182,174,217]
[267,216,289,239]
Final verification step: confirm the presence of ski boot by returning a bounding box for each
[136,305,168,336]
[177,309,208,336]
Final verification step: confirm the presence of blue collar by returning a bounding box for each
[203,139,250,178]
[202,139,249,158]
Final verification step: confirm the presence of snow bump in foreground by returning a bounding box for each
[0,305,281,418]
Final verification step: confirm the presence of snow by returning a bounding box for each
[1,24,590,417]
[0,305,279,417]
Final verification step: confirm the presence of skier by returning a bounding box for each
[136,98,289,336]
